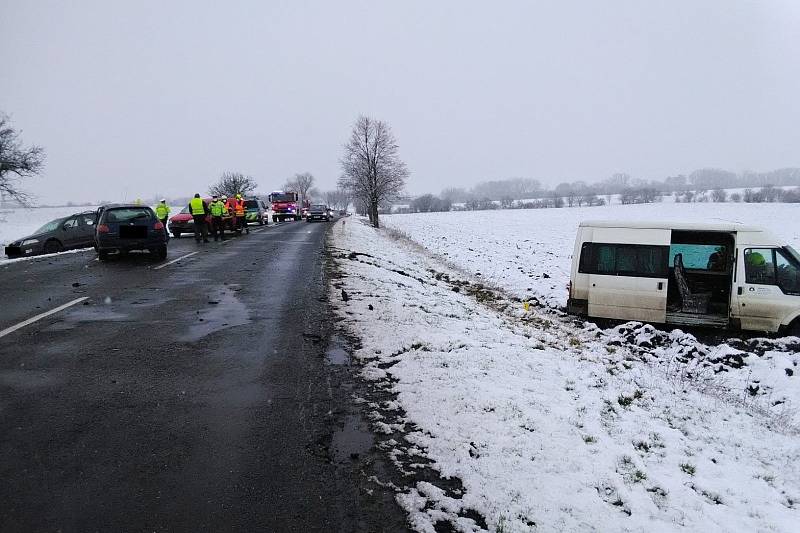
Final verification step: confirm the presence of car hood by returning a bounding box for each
[8,232,47,246]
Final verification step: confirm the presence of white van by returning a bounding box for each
[567,221,800,334]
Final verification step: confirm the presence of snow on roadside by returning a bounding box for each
[379,203,800,422]
[331,218,799,533]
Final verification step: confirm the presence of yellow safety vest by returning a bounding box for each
[190,197,205,215]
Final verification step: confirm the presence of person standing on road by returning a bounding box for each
[236,194,249,234]
[155,199,171,242]
[189,193,210,243]
[227,194,248,235]
[210,195,227,242]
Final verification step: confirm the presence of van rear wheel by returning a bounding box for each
[789,320,800,338]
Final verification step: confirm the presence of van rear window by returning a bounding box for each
[579,243,669,278]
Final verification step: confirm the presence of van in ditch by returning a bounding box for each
[567,221,800,335]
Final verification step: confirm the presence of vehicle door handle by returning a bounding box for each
[657,282,663,291]
[737,287,743,295]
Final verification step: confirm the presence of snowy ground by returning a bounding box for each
[331,215,799,532]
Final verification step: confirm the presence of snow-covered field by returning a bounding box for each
[382,203,800,309]
[331,212,800,532]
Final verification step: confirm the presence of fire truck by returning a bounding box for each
[268,191,302,222]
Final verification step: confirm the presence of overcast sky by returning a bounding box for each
[2,0,799,204]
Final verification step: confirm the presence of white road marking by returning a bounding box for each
[153,251,199,270]
[264,240,315,244]
[0,297,89,339]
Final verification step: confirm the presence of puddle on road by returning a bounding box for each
[325,335,350,365]
[330,414,373,464]
[180,287,250,342]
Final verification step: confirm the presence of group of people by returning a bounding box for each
[154,194,250,244]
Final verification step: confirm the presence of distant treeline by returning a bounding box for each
[397,168,800,213]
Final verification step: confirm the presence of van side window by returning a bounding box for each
[744,249,776,285]
[670,244,727,271]
[745,248,800,294]
[579,243,668,278]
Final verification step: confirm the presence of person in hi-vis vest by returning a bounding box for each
[188,193,210,243]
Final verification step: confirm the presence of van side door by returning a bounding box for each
[735,247,800,332]
[581,236,670,323]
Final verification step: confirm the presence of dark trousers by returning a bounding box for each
[211,216,226,240]
[237,215,249,233]
[192,215,208,242]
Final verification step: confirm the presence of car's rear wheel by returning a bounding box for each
[789,319,800,338]
[155,245,167,260]
[172,231,181,238]
[98,250,110,261]
[44,239,63,254]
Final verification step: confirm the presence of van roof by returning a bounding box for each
[579,220,764,232]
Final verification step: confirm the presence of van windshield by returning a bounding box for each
[785,246,800,265]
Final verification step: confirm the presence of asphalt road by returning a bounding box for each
[0,220,408,532]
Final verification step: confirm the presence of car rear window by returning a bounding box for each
[103,208,153,223]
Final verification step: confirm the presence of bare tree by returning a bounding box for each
[284,172,315,207]
[711,188,728,202]
[0,114,45,205]
[339,115,408,228]
[208,171,258,198]
[323,188,350,211]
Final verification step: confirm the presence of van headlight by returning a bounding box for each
[22,238,39,246]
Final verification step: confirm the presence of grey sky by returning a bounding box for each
[1,0,799,204]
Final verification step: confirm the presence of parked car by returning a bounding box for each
[4,211,98,258]
[245,198,268,225]
[307,204,331,222]
[95,204,167,260]
[567,220,800,334]
[168,199,234,238]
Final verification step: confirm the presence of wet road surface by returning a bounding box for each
[0,221,408,532]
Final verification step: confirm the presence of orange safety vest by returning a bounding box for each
[225,198,238,215]
[234,199,245,216]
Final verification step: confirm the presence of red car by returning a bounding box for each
[168,198,234,238]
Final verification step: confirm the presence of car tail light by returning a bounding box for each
[154,221,164,230]
[97,224,110,233]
